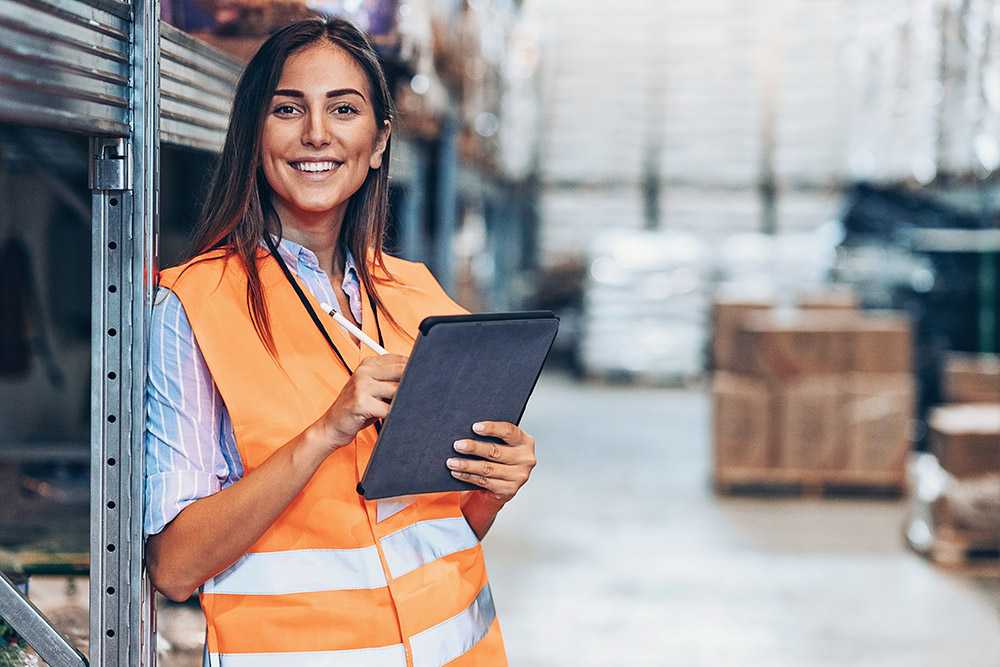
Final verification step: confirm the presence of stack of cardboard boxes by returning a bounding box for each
[712,292,914,489]
[923,353,1000,554]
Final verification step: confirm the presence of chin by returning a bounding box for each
[288,195,344,213]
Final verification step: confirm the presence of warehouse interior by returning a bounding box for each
[0,0,998,665]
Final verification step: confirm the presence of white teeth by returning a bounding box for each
[291,161,337,173]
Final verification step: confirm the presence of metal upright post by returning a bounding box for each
[89,0,160,664]
[433,114,459,291]
[399,145,429,262]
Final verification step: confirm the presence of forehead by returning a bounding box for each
[276,42,371,96]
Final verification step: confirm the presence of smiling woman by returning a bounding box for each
[262,46,390,243]
[143,16,533,667]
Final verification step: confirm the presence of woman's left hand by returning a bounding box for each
[447,421,536,503]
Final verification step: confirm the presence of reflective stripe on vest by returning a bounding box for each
[410,584,496,667]
[159,251,507,666]
[380,517,480,579]
[203,518,479,596]
[203,545,387,595]
[208,643,407,666]
[206,585,496,666]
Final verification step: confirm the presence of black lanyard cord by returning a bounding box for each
[264,235,387,436]
[263,234,385,374]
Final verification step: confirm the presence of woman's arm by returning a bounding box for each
[146,422,332,601]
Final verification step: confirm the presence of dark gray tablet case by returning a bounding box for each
[358,311,559,500]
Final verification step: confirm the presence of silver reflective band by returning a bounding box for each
[207,643,407,667]
[376,498,412,523]
[203,545,387,595]
[409,584,496,667]
[379,517,480,579]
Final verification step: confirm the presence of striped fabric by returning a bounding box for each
[143,238,363,536]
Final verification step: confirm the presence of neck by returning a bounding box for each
[272,200,347,278]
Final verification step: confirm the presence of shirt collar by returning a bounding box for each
[267,235,360,286]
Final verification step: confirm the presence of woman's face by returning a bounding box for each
[261,42,389,224]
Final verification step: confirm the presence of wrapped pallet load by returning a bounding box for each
[908,404,1000,563]
[713,300,914,492]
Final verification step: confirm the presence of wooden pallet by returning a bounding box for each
[714,467,906,498]
[907,519,1000,568]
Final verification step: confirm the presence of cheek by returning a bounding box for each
[260,154,287,199]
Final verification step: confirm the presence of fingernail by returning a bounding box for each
[454,440,470,452]
[450,471,462,478]
[473,422,485,433]
[446,458,460,469]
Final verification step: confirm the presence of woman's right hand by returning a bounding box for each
[316,354,408,452]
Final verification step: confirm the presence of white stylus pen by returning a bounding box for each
[319,302,388,355]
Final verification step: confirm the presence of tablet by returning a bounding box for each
[358,311,559,500]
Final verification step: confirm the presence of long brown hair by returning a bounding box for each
[186,17,399,353]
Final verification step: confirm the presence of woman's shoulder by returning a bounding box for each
[374,252,430,284]
[376,252,468,317]
[158,248,240,294]
[378,252,461,292]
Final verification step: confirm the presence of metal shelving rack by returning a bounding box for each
[0,0,245,663]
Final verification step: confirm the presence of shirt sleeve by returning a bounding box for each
[144,287,242,536]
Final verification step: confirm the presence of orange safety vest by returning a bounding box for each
[158,248,507,667]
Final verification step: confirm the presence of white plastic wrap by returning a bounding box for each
[580,229,711,379]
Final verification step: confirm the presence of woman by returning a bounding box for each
[144,18,535,666]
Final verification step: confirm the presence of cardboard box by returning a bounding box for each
[932,476,1000,533]
[712,290,858,372]
[732,312,853,379]
[929,404,1000,479]
[943,353,1000,403]
[842,374,914,473]
[773,376,842,470]
[799,287,858,311]
[732,310,911,378]
[712,373,772,469]
[846,313,912,374]
[711,299,772,372]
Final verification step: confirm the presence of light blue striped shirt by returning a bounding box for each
[143,238,363,536]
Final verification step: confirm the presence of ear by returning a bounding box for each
[370,119,392,170]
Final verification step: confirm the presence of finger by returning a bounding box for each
[366,379,399,402]
[446,457,522,481]
[471,421,522,444]
[452,438,521,464]
[449,470,515,496]
[364,357,408,381]
[360,395,391,420]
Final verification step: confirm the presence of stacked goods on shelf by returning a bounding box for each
[579,230,710,382]
[171,0,419,74]
[712,297,914,491]
[942,353,1000,403]
[907,405,1000,564]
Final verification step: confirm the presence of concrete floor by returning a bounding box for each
[24,371,1000,666]
[485,371,1000,667]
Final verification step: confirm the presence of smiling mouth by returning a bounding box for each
[289,160,342,173]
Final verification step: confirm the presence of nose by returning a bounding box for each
[302,109,331,149]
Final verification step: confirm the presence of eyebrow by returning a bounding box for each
[272,88,367,102]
